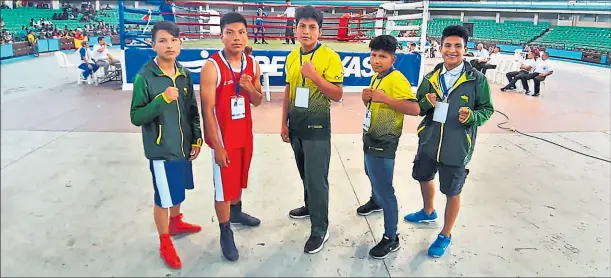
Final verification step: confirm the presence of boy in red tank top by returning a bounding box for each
[199,12,264,262]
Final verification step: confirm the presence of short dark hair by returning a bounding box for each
[495,46,501,51]
[220,12,247,31]
[295,5,323,28]
[369,35,398,54]
[152,20,180,41]
[441,25,469,45]
[97,36,104,42]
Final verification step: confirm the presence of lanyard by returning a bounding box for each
[438,67,464,102]
[220,50,244,96]
[367,67,394,108]
[299,43,319,87]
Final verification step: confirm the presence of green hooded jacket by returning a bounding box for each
[129,59,202,161]
[415,61,494,167]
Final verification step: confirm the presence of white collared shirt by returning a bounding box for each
[534,58,553,74]
[487,52,502,66]
[440,61,464,92]
[283,6,295,17]
[473,49,489,59]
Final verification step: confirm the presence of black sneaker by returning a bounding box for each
[219,222,239,261]
[304,230,329,254]
[369,234,400,259]
[532,93,540,97]
[289,206,309,219]
[357,198,383,216]
[525,90,531,95]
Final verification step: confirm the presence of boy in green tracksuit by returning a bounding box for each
[403,25,494,258]
[129,21,203,269]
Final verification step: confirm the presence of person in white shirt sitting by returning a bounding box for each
[473,46,501,74]
[525,52,553,97]
[92,37,119,75]
[501,51,536,91]
[469,43,489,69]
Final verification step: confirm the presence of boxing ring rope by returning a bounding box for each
[118,0,430,92]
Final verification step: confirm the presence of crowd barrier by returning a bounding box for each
[0,35,119,60]
[124,48,423,87]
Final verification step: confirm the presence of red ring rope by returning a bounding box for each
[180,32,371,41]
[161,11,387,21]
[170,0,381,10]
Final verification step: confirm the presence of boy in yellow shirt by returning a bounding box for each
[359,35,420,259]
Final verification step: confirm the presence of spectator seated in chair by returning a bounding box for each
[469,43,489,70]
[501,51,537,92]
[92,36,119,75]
[473,46,501,74]
[525,52,553,97]
[78,41,99,81]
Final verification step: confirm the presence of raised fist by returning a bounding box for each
[164,87,179,101]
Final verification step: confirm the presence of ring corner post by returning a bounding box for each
[119,0,128,90]
[418,0,429,87]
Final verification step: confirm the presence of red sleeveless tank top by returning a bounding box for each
[205,51,256,149]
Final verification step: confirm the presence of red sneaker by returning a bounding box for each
[169,213,202,235]
[159,234,182,269]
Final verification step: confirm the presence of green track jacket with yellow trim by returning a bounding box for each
[415,61,494,167]
[130,59,202,161]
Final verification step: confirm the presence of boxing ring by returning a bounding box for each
[118,0,431,93]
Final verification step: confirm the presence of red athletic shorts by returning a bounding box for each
[211,146,253,202]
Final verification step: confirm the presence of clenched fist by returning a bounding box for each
[459,107,471,123]
[164,87,179,101]
[371,89,388,104]
[362,88,372,103]
[426,93,437,106]
[300,61,318,80]
[239,75,255,93]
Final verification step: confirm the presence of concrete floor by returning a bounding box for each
[1,48,610,277]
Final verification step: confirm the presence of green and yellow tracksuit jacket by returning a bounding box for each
[129,59,202,161]
[416,61,494,167]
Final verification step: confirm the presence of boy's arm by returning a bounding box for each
[461,76,494,126]
[130,74,170,126]
[200,61,223,151]
[303,52,343,102]
[382,77,420,116]
[416,79,435,116]
[187,72,203,148]
[242,61,263,106]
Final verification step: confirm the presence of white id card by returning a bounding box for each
[231,96,246,120]
[363,109,372,132]
[433,102,449,123]
[295,87,310,108]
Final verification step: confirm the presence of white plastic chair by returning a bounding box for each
[54,51,80,82]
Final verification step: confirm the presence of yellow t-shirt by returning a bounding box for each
[27,33,36,44]
[364,69,416,158]
[285,43,344,139]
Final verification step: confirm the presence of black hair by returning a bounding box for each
[369,35,398,55]
[152,20,180,41]
[440,25,469,45]
[97,36,104,42]
[286,0,291,2]
[295,5,323,28]
[496,46,501,51]
[220,12,247,31]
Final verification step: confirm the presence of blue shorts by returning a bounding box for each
[149,159,194,208]
[255,18,264,30]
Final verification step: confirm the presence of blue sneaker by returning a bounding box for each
[428,233,451,257]
[403,209,438,223]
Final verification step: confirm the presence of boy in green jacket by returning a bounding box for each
[403,25,494,258]
[129,21,203,269]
